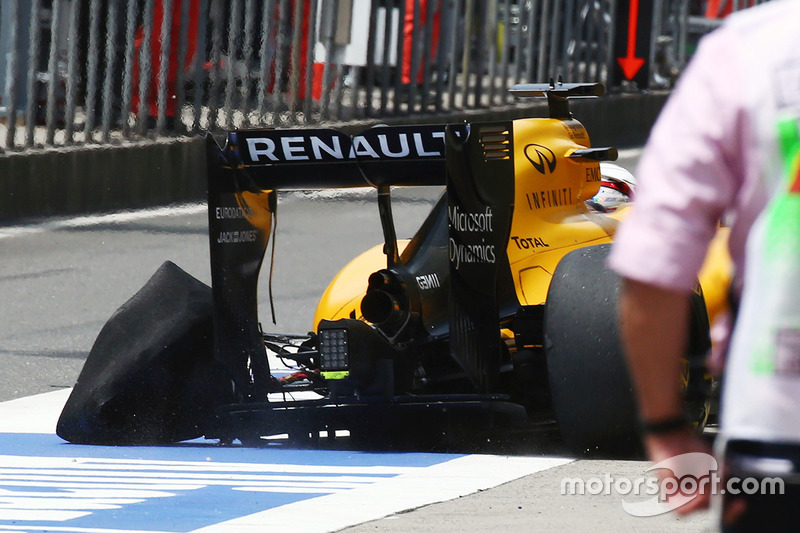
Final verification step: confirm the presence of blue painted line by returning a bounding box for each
[60,486,313,533]
[4,433,455,467]
[0,433,462,532]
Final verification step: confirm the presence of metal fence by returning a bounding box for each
[0,0,772,151]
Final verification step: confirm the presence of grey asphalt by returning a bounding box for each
[339,460,715,532]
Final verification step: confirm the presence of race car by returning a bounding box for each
[57,81,715,455]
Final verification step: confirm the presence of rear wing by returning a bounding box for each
[214,124,468,190]
[206,81,606,398]
[206,121,515,397]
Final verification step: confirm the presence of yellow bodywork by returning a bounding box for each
[506,118,621,306]
[312,242,408,329]
[697,226,733,328]
[311,116,734,338]
[235,190,276,233]
[313,117,624,329]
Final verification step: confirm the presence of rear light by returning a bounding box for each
[318,328,350,379]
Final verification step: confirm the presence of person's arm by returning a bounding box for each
[619,277,712,513]
[619,278,689,422]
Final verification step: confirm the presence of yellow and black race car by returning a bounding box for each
[57,82,723,455]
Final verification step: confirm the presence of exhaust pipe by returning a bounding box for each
[360,271,409,332]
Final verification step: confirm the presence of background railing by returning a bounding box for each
[0,0,771,151]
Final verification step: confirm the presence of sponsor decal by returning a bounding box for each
[243,130,448,164]
[510,236,550,250]
[525,188,574,209]
[246,134,345,162]
[415,273,442,290]
[448,205,497,270]
[586,166,601,182]
[214,206,251,219]
[448,205,494,233]
[563,122,587,140]
[524,144,557,174]
[217,230,259,244]
[449,241,497,270]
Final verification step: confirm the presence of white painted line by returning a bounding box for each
[0,389,71,434]
[0,393,575,533]
[190,454,574,533]
[0,525,178,533]
[0,185,439,241]
[0,203,207,240]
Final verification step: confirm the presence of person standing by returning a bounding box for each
[609,0,800,529]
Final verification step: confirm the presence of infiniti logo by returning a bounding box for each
[524,144,557,174]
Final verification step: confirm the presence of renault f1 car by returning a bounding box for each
[57,81,715,454]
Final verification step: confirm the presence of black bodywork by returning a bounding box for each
[203,118,529,444]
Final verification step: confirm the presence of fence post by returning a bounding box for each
[23,0,41,147]
[1,0,25,149]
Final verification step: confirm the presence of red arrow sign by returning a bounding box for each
[617,0,645,80]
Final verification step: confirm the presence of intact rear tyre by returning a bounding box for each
[544,244,710,456]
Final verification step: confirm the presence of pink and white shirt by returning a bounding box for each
[610,0,800,444]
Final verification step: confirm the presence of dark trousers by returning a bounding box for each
[721,439,800,532]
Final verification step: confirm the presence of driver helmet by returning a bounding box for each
[586,162,637,212]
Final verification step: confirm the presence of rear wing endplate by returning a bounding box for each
[206,120,516,397]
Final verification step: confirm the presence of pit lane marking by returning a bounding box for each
[0,185,444,241]
[194,454,574,533]
[0,204,207,240]
[0,390,574,533]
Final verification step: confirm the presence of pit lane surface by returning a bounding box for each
[0,150,715,531]
[0,390,573,532]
